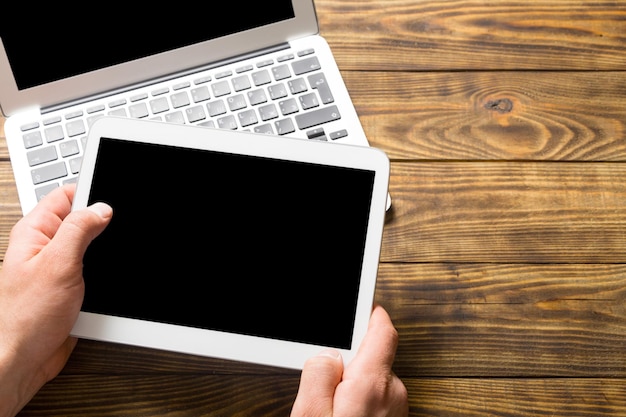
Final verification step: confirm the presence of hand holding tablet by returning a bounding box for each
[71,117,390,370]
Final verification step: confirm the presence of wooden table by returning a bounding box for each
[2,1,626,415]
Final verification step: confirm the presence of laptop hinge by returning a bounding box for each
[41,42,291,115]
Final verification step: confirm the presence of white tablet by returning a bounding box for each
[71,117,390,370]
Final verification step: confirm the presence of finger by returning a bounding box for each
[41,202,113,267]
[290,349,344,417]
[348,304,399,374]
[4,185,76,261]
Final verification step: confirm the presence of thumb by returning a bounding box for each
[290,349,344,417]
[46,202,113,265]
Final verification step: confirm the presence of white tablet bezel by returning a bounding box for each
[71,117,389,370]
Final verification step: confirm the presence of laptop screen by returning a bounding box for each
[0,1,295,90]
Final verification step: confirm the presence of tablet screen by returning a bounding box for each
[82,137,376,349]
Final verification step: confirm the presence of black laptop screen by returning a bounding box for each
[0,1,295,90]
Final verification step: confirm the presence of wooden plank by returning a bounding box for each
[0,160,21,258]
[405,378,626,416]
[377,263,626,377]
[315,0,626,71]
[383,162,626,263]
[19,376,626,416]
[19,374,300,416]
[342,71,626,161]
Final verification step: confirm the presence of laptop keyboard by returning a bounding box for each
[18,47,350,202]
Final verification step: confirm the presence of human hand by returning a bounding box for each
[290,304,409,417]
[0,184,112,417]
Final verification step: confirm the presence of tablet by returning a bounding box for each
[70,117,390,370]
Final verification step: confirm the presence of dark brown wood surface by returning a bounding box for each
[1,0,625,415]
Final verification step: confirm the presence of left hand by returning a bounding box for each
[0,184,112,417]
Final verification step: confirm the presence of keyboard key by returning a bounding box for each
[109,98,127,108]
[279,98,299,116]
[173,81,190,90]
[20,122,40,131]
[238,109,258,127]
[294,105,341,130]
[232,75,251,91]
[194,75,212,85]
[227,94,247,111]
[272,64,291,81]
[212,80,231,97]
[59,140,80,158]
[87,104,105,114]
[215,70,232,79]
[292,56,321,75]
[165,112,185,124]
[69,157,83,174]
[268,83,288,100]
[330,129,348,140]
[254,124,275,134]
[288,78,307,94]
[252,70,271,86]
[151,87,169,96]
[217,115,237,129]
[297,48,315,57]
[256,59,274,68]
[198,120,216,128]
[44,125,64,143]
[247,89,267,105]
[236,64,254,73]
[274,118,295,135]
[66,119,86,137]
[130,93,148,102]
[171,91,190,108]
[299,93,319,110]
[308,73,334,104]
[306,128,326,140]
[129,103,149,118]
[32,162,67,185]
[258,103,278,121]
[186,106,206,123]
[191,86,211,103]
[150,97,170,114]
[27,146,57,166]
[65,110,83,120]
[277,54,294,62]
[207,100,227,117]
[23,131,43,149]
[108,108,127,117]
[43,116,62,126]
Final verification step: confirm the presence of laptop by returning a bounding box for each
[0,1,378,215]
[71,116,390,370]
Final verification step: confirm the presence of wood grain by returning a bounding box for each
[315,0,626,71]
[383,162,626,263]
[344,71,626,161]
[19,376,626,416]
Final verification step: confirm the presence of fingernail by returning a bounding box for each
[87,202,113,219]
[317,349,342,360]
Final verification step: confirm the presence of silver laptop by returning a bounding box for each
[0,1,374,215]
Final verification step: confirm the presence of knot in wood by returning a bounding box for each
[485,98,513,114]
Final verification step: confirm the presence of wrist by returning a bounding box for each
[0,346,23,417]
[0,337,42,417]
